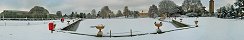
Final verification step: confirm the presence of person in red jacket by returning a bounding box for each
[48,21,55,33]
[61,18,64,23]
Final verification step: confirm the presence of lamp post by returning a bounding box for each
[195,17,199,27]
[3,12,4,20]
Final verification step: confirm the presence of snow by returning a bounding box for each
[74,18,177,36]
[0,20,48,26]
[1,17,244,40]
[0,19,79,40]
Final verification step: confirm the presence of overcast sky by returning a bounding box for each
[0,0,236,14]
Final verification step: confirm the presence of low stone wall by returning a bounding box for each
[61,19,82,31]
[171,20,189,28]
[58,27,196,37]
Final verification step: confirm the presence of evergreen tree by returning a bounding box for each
[133,11,139,18]
[97,11,101,18]
[235,0,244,17]
[75,12,80,18]
[116,10,123,17]
[63,14,68,17]
[83,13,86,18]
[56,11,62,18]
[109,12,115,18]
[80,13,84,18]
[70,12,75,18]
[148,5,159,18]
[123,6,130,18]
[158,0,178,17]
[91,9,97,18]
[86,13,92,19]
[100,6,112,18]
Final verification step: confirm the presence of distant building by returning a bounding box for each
[138,11,149,18]
[209,0,214,16]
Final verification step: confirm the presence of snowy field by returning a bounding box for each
[1,17,244,40]
[0,20,49,26]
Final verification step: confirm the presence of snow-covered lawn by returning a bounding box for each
[75,18,176,35]
[0,19,78,40]
[0,20,48,26]
[1,17,244,40]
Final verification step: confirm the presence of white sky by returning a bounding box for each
[0,0,236,14]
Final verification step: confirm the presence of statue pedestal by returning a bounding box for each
[96,31,103,37]
[156,29,162,34]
